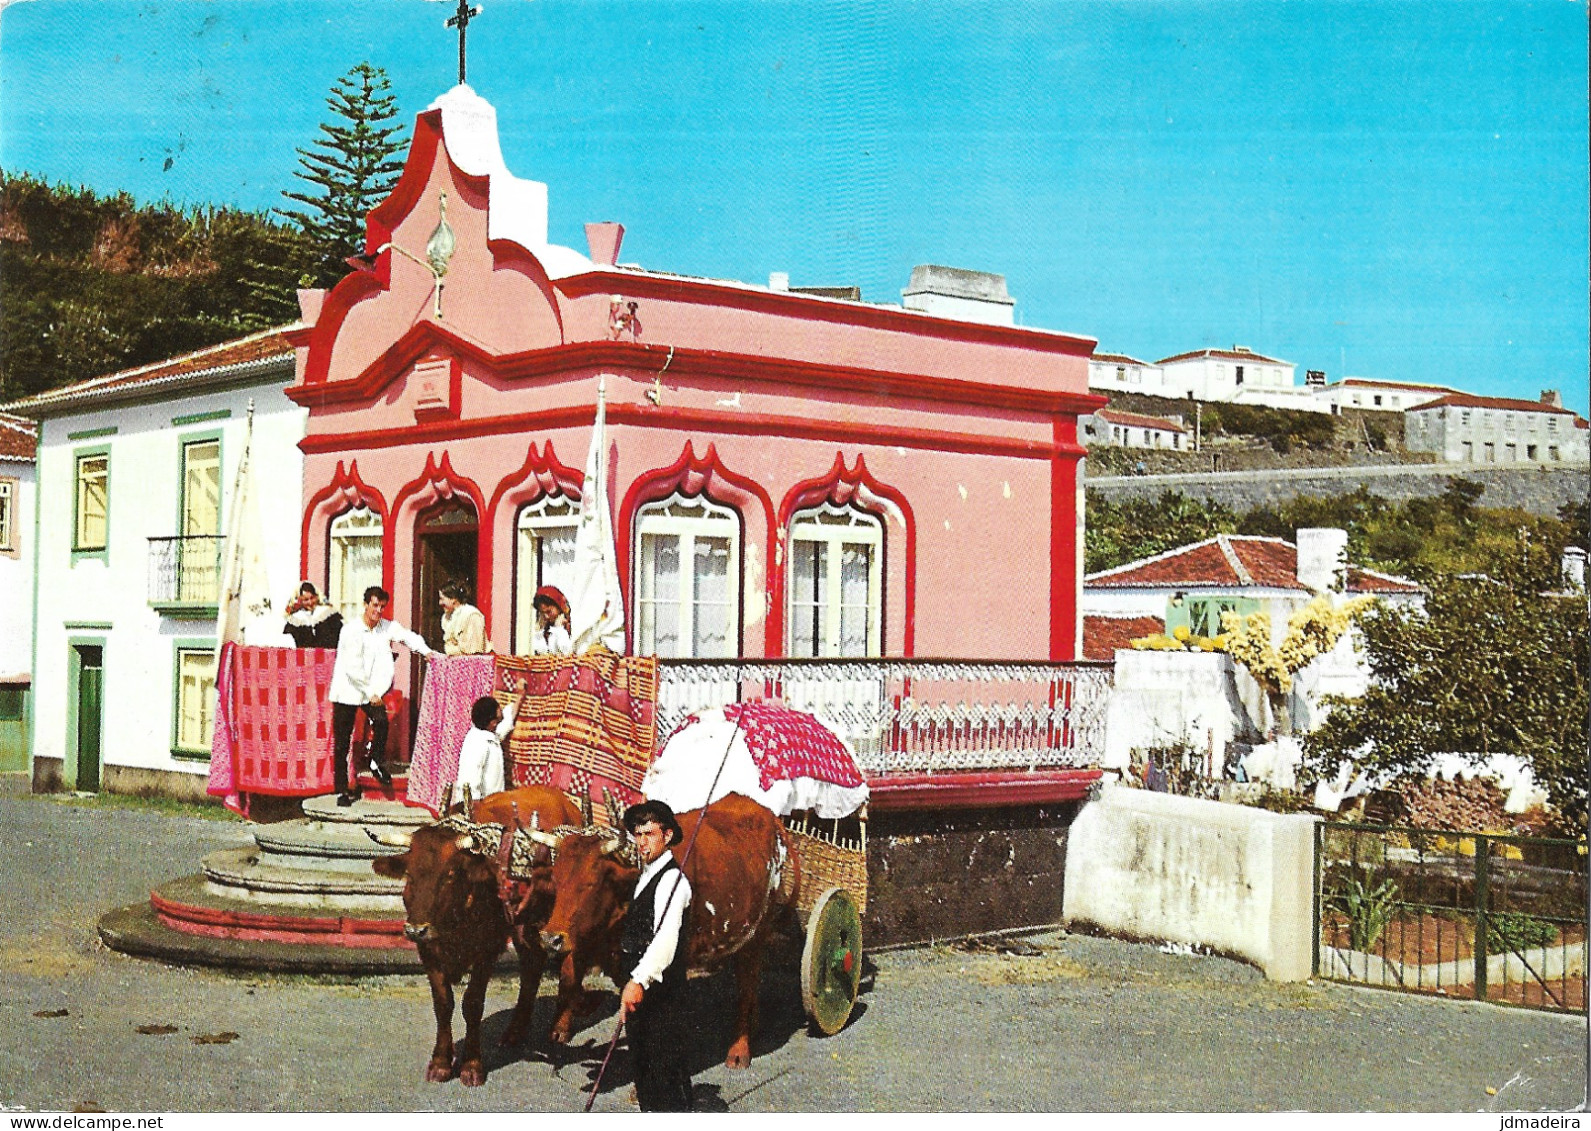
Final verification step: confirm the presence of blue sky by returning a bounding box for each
[2,0,1586,413]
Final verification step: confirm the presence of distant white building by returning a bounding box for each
[1087,352,1169,396]
[1082,407,1189,450]
[1313,377,1457,414]
[2,327,306,797]
[0,412,37,775]
[1154,345,1327,414]
[1404,390,1590,465]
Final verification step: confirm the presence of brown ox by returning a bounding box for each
[535,792,798,1069]
[371,785,582,1086]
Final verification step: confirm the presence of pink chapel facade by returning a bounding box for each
[286,87,1103,677]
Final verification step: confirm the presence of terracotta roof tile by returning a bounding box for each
[1154,347,1290,367]
[1091,351,1154,367]
[0,412,37,460]
[1094,408,1188,432]
[1082,614,1165,661]
[1412,392,1576,416]
[1334,378,1457,394]
[2,325,299,413]
[1085,533,1421,595]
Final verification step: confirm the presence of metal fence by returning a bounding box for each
[654,658,1113,776]
[147,535,224,605]
[1315,821,1587,1013]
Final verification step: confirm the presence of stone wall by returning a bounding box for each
[864,802,1082,946]
[1087,462,1589,517]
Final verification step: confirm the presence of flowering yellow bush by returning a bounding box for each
[1130,630,1225,652]
[1218,594,1376,698]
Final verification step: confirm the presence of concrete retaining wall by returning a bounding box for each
[1088,462,1589,517]
[1062,785,1318,980]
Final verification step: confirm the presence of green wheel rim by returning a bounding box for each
[801,887,862,1036]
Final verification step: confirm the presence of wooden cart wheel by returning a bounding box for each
[801,886,863,1036]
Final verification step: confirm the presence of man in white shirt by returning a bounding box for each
[329,586,434,805]
[449,680,529,811]
[618,800,695,1111]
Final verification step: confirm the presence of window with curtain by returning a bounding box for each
[635,495,739,658]
[179,439,222,602]
[514,495,579,651]
[174,646,217,754]
[0,478,15,553]
[788,504,882,658]
[329,507,384,621]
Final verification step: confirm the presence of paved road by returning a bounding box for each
[0,795,1584,1113]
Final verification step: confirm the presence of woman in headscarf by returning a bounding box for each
[529,584,573,655]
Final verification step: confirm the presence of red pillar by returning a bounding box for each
[1049,416,1084,661]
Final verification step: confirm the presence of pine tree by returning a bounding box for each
[278,63,409,287]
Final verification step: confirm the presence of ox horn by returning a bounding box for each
[523,824,561,848]
[441,781,457,815]
[603,788,626,831]
[581,790,594,829]
[463,784,475,822]
[454,833,477,853]
[599,835,626,858]
[365,828,413,849]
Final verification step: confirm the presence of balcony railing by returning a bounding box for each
[655,658,1113,776]
[148,535,224,607]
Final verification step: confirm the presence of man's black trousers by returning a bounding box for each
[331,700,388,794]
[630,985,693,1112]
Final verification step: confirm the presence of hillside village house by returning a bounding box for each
[3,331,306,796]
[1312,377,1457,414]
[6,84,1110,803]
[1403,390,1590,465]
[1081,407,1189,451]
[1155,346,1327,414]
[0,412,37,774]
[1086,351,1167,396]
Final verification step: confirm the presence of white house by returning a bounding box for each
[1312,377,1457,415]
[0,412,37,777]
[2,327,306,797]
[1087,351,1169,396]
[1155,346,1328,414]
[1404,390,1590,465]
[1082,407,1189,450]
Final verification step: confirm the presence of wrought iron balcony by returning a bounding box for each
[147,535,224,608]
[655,658,1113,777]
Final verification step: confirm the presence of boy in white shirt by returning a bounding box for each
[450,678,529,811]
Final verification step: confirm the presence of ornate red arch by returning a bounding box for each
[301,460,390,586]
[389,452,491,620]
[618,442,778,656]
[775,453,917,656]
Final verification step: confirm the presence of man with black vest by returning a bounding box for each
[618,800,695,1111]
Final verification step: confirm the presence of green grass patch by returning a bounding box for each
[17,790,241,822]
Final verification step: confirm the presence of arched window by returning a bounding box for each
[788,504,881,657]
[514,495,579,652]
[328,506,383,621]
[635,494,739,658]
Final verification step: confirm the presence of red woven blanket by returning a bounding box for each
[721,702,865,790]
[497,650,658,811]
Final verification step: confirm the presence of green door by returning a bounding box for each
[71,645,103,792]
[0,685,27,772]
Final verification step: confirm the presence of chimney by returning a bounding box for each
[1232,345,1253,353]
[584,222,624,267]
[1296,528,1348,593]
[1540,389,1563,408]
[1563,546,1587,592]
[768,271,790,292]
[901,265,1014,326]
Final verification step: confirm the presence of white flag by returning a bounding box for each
[214,403,273,647]
[569,378,626,653]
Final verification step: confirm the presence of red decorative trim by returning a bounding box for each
[301,401,1081,462]
[1049,418,1083,661]
[865,767,1102,810]
[774,454,917,657]
[300,461,389,583]
[389,453,491,622]
[289,332,1105,418]
[150,889,411,949]
[555,271,1098,356]
[618,442,777,656]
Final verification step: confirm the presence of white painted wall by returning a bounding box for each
[1087,359,1169,395]
[1063,784,1319,981]
[31,380,305,782]
[0,456,36,681]
[1406,403,1590,464]
[1314,381,1448,413]
[1159,352,1297,402]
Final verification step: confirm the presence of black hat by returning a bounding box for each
[623,800,683,846]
